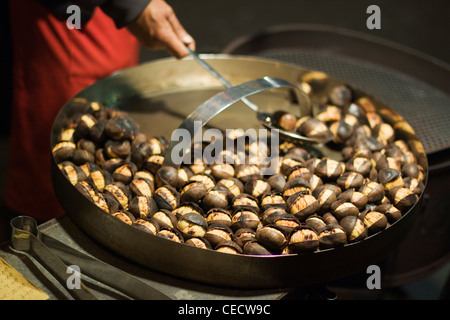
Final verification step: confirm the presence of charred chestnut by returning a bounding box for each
[286,191,319,221]
[132,218,159,235]
[205,208,232,227]
[230,208,261,231]
[318,224,347,249]
[105,116,138,141]
[104,140,131,159]
[59,162,87,186]
[176,212,208,239]
[153,185,180,211]
[288,226,319,253]
[112,210,136,225]
[157,227,184,243]
[103,181,132,210]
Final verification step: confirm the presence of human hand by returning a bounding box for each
[126,0,195,58]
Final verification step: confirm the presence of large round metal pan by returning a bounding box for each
[51,55,428,289]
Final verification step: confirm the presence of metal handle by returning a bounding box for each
[10,216,98,300]
[162,76,309,168]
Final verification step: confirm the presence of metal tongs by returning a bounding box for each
[9,216,170,300]
[185,47,332,144]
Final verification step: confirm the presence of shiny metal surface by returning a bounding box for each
[10,216,98,300]
[162,76,311,168]
[51,55,428,289]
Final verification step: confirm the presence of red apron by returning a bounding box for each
[7,0,140,222]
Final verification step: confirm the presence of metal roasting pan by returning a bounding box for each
[51,55,428,289]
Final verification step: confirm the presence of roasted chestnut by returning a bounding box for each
[112,161,137,184]
[256,225,288,251]
[336,172,364,190]
[388,186,418,212]
[318,224,347,249]
[189,173,216,190]
[243,240,272,255]
[179,180,207,204]
[153,185,180,211]
[172,202,204,219]
[204,224,233,248]
[287,226,319,253]
[244,178,271,199]
[129,195,158,219]
[104,140,131,159]
[231,193,259,212]
[152,209,178,229]
[282,177,310,199]
[103,181,132,210]
[157,227,184,243]
[216,178,244,200]
[345,157,373,177]
[205,208,232,227]
[233,228,257,248]
[359,181,385,203]
[235,164,263,183]
[53,141,77,163]
[330,199,359,220]
[176,212,208,239]
[132,218,159,235]
[230,208,261,231]
[375,203,402,223]
[286,191,319,221]
[305,214,327,233]
[215,240,243,254]
[362,210,387,234]
[105,116,138,141]
[59,161,88,186]
[129,178,154,198]
[201,186,229,212]
[112,210,136,225]
[260,190,286,211]
[210,163,235,180]
[313,157,344,181]
[185,237,212,250]
[336,188,368,210]
[340,215,368,242]
[378,168,404,191]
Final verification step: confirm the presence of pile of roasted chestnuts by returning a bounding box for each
[53,72,426,256]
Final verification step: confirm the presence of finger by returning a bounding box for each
[167,13,196,52]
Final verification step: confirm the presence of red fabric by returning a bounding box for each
[7,0,140,222]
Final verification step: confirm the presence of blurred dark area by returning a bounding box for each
[0,0,449,300]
